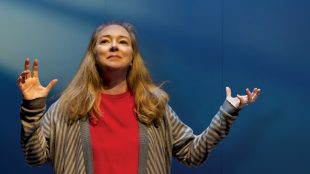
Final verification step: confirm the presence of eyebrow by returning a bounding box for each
[99,35,130,40]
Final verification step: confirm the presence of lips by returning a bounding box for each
[107,55,121,59]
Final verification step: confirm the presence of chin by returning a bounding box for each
[103,64,130,71]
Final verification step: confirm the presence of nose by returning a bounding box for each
[110,41,118,52]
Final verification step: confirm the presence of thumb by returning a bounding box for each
[226,86,232,98]
[46,79,58,91]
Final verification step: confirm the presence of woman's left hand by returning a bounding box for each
[225,87,261,109]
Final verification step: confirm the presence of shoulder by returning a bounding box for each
[44,98,69,124]
[163,104,183,125]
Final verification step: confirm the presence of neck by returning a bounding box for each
[101,68,128,95]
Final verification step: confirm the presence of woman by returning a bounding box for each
[18,22,261,174]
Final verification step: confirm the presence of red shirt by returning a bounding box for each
[90,91,139,174]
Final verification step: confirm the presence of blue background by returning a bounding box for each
[1,0,309,173]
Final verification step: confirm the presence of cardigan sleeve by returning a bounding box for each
[169,100,239,167]
[20,97,52,166]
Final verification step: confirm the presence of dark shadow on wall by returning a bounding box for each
[0,66,56,173]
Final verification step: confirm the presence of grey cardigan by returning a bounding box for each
[20,98,239,174]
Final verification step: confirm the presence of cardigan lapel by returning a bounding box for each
[79,118,94,174]
[138,122,149,174]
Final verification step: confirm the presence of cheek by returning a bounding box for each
[95,45,109,55]
[124,47,133,58]
[94,48,107,63]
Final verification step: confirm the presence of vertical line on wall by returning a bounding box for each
[220,0,224,173]
[220,0,224,102]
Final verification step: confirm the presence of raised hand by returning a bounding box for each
[225,87,261,109]
[17,57,58,100]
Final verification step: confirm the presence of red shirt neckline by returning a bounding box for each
[101,90,132,100]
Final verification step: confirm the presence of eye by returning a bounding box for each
[119,40,128,44]
[99,39,109,44]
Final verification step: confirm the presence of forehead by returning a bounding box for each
[97,24,130,39]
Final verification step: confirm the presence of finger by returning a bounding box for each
[24,57,30,71]
[252,88,261,102]
[46,79,58,91]
[17,76,25,90]
[20,70,30,76]
[32,58,39,78]
[17,76,23,86]
[20,75,26,84]
[246,88,252,102]
[250,88,257,101]
[226,86,232,98]
[19,70,30,82]
[24,57,31,78]
[251,88,261,101]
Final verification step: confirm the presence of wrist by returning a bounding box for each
[22,97,46,109]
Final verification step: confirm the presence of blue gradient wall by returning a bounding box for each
[1,0,309,173]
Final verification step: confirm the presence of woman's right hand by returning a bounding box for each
[17,57,58,100]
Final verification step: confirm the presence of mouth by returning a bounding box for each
[107,55,121,59]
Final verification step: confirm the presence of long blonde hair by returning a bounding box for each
[59,22,169,125]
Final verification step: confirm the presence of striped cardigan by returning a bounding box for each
[20,98,239,174]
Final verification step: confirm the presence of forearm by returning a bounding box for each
[204,100,239,152]
[20,98,50,166]
[172,100,239,167]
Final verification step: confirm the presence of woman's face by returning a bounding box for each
[94,24,133,73]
